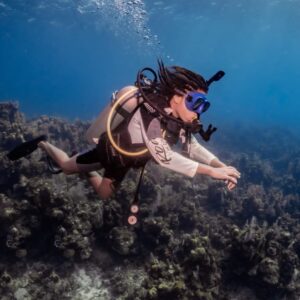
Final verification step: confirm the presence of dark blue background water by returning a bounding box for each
[1,0,299,133]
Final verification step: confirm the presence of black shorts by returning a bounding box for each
[76,148,129,188]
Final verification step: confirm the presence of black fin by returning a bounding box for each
[7,135,47,161]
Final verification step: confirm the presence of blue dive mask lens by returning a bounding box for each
[185,92,210,115]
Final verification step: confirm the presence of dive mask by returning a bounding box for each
[185,92,210,115]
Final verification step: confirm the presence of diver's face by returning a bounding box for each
[176,96,198,123]
[171,89,206,123]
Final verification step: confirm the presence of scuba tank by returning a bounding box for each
[85,86,142,145]
[85,68,157,146]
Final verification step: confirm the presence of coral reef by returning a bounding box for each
[0,101,300,299]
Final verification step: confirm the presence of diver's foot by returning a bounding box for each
[46,155,62,174]
[7,135,47,161]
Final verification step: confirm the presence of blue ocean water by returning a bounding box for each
[0,0,299,132]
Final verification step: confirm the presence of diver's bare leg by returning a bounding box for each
[38,141,81,174]
[38,141,113,198]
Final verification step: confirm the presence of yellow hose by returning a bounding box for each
[106,87,149,157]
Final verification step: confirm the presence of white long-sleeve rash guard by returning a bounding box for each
[128,107,217,178]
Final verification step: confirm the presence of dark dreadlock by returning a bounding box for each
[157,60,208,100]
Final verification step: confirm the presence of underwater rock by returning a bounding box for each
[141,216,171,247]
[108,226,137,255]
[257,257,280,285]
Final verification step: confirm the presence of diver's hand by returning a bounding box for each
[225,180,237,191]
[209,166,240,185]
[225,165,240,191]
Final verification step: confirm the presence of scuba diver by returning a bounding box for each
[7,61,240,223]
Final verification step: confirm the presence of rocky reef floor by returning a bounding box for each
[1,102,300,300]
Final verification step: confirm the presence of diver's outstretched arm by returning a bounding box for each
[209,157,226,168]
[197,163,240,188]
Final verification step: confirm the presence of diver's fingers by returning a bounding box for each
[227,166,241,175]
[226,176,237,185]
[226,169,240,179]
[227,181,236,191]
[230,169,240,178]
[226,166,241,176]
[231,183,237,190]
[227,166,238,170]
